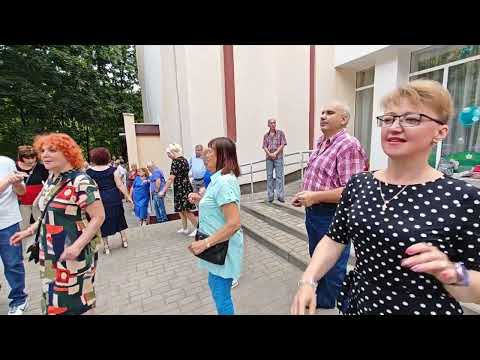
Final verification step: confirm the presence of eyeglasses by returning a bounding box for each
[376,112,445,128]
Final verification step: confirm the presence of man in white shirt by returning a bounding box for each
[0,156,29,315]
[189,145,207,193]
[115,159,127,187]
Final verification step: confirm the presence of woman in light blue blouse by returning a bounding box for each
[188,137,243,315]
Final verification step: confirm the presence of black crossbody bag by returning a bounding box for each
[194,224,229,265]
[26,179,69,263]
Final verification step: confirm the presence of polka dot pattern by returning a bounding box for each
[329,172,480,315]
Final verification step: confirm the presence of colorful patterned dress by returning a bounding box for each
[37,169,102,315]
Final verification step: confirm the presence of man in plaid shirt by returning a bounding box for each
[292,101,367,310]
[262,118,287,202]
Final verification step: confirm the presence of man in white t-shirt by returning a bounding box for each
[0,156,29,315]
[115,159,127,187]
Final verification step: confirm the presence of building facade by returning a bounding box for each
[128,45,480,183]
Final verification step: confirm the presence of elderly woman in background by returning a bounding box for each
[159,144,197,236]
[130,167,151,226]
[87,147,132,255]
[10,133,105,315]
[15,145,49,232]
[127,163,138,193]
[188,137,243,315]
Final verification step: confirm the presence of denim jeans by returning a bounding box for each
[152,193,168,223]
[266,158,285,201]
[305,204,350,309]
[192,178,205,193]
[0,222,28,307]
[208,272,234,315]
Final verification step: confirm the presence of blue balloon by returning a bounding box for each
[459,106,475,127]
[473,107,480,122]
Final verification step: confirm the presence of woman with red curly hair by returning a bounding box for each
[10,133,105,315]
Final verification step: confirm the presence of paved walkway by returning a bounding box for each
[4,177,474,315]
[0,201,337,315]
[241,179,480,315]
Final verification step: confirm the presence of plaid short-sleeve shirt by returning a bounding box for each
[303,129,367,192]
[262,129,287,159]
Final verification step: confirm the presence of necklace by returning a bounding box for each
[378,182,409,211]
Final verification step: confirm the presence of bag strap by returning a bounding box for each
[33,178,70,245]
[24,162,38,186]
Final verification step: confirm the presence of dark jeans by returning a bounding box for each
[0,222,28,307]
[152,193,168,223]
[305,204,350,309]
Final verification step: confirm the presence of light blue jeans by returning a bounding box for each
[152,193,168,223]
[208,272,234,315]
[266,158,285,201]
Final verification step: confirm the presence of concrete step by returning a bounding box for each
[242,202,479,315]
[241,209,310,271]
[242,201,308,241]
[243,200,356,259]
[461,303,480,315]
[241,202,356,271]
[263,199,306,217]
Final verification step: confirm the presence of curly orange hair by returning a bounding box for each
[33,133,85,169]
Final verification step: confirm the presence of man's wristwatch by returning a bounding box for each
[453,262,470,287]
[297,279,318,290]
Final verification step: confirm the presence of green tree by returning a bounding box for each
[0,45,143,160]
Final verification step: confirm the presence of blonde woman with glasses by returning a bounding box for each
[291,80,480,315]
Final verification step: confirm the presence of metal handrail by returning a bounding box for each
[239,150,314,199]
[239,151,306,169]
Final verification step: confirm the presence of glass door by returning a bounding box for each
[444,59,480,172]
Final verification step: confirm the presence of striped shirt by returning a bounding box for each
[303,129,367,192]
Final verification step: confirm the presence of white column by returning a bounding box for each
[370,51,411,170]
[138,45,185,153]
[172,45,192,157]
[141,46,163,125]
[123,113,139,166]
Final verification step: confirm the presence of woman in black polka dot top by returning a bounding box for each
[291,80,480,315]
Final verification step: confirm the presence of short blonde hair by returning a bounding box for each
[381,80,454,123]
[166,143,183,158]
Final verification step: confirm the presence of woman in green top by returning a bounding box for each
[188,137,243,315]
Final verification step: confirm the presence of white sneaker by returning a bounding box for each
[177,228,188,234]
[8,298,29,315]
[188,229,197,237]
[231,280,239,289]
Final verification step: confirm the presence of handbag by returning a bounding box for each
[26,178,69,263]
[194,224,229,265]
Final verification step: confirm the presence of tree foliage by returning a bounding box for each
[0,45,143,160]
